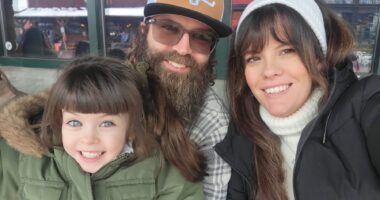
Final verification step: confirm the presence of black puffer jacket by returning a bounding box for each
[215,64,380,200]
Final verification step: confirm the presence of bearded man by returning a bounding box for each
[128,0,232,199]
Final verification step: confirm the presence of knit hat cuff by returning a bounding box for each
[236,0,327,55]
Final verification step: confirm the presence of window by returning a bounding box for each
[329,3,379,76]
[104,0,144,60]
[2,0,89,59]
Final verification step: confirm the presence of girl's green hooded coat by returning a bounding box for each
[0,92,204,200]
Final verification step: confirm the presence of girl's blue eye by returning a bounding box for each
[100,121,115,127]
[67,120,82,127]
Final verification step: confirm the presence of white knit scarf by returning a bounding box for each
[259,87,323,200]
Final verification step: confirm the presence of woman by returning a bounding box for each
[19,27,56,58]
[215,0,380,199]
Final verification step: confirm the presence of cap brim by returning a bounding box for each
[144,3,232,38]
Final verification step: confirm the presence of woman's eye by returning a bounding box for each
[100,121,115,127]
[67,120,82,127]
[281,48,296,55]
[245,56,260,64]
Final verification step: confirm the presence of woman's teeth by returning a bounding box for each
[264,85,289,94]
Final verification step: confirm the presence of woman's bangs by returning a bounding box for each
[239,17,270,55]
[240,10,292,56]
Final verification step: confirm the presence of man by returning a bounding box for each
[128,0,232,199]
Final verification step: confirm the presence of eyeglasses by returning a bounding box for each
[145,18,218,55]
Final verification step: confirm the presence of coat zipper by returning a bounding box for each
[293,69,338,200]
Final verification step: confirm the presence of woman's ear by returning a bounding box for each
[317,62,323,71]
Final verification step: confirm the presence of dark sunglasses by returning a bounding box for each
[145,18,218,55]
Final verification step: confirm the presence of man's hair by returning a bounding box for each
[127,25,216,182]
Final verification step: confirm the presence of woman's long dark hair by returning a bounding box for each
[227,1,354,199]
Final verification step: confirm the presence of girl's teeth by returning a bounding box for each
[168,60,185,68]
[265,85,289,94]
[81,151,102,158]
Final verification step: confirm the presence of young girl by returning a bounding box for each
[0,56,204,199]
[215,0,380,199]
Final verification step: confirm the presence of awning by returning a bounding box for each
[14,7,88,18]
[105,7,144,17]
[14,7,144,18]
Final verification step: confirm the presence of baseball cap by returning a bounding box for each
[144,0,232,37]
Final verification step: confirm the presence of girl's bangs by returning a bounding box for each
[59,75,130,114]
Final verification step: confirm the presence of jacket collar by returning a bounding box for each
[323,61,357,114]
[296,61,358,158]
[0,91,50,157]
[52,147,138,181]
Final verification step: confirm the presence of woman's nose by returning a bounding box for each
[262,58,282,78]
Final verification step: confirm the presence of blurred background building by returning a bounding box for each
[0,0,379,94]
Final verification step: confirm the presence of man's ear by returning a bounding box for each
[140,22,146,34]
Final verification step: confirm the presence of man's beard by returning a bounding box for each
[145,49,213,122]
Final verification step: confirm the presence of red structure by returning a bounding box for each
[231,0,253,28]
[28,0,86,8]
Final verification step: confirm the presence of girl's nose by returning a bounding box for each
[80,128,100,144]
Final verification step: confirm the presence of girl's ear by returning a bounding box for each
[124,136,135,154]
[127,133,136,143]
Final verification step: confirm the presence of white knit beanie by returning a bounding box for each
[236,0,327,55]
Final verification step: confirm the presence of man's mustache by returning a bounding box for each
[157,52,199,69]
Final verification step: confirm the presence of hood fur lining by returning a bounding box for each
[0,91,50,157]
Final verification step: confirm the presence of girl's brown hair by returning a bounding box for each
[41,56,156,158]
[228,1,354,199]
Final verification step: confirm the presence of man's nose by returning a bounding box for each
[172,32,192,55]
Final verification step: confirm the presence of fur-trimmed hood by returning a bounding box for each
[0,91,49,157]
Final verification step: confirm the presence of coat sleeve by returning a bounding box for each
[361,92,380,177]
[0,139,20,199]
[155,161,205,200]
